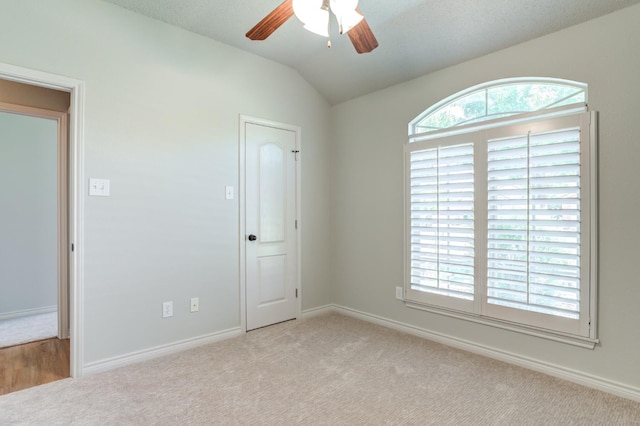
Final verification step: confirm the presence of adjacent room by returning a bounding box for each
[1,0,640,423]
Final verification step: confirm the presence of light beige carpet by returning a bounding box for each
[1,312,639,425]
[0,313,57,349]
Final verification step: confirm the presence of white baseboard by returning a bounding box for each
[82,305,337,377]
[301,304,334,318]
[79,303,640,402]
[83,327,243,376]
[0,305,57,321]
[331,304,640,403]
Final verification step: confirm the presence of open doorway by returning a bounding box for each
[0,78,71,394]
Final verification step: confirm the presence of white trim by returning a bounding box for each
[83,327,242,376]
[238,118,247,333]
[403,301,597,349]
[409,103,586,142]
[588,111,599,337]
[301,304,335,318]
[69,80,86,378]
[328,304,640,403]
[238,115,302,332]
[0,305,57,321]
[295,126,303,324]
[409,77,588,135]
[0,62,86,378]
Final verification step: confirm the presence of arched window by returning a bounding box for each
[404,78,597,346]
[410,78,587,135]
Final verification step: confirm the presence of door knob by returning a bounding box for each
[248,234,257,241]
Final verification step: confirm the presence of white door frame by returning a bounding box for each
[0,62,85,377]
[239,115,302,332]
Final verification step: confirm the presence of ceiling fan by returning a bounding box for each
[246,0,378,54]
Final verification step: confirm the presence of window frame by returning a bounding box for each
[404,80,598,348]
[410,77,587,135]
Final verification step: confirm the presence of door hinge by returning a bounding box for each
[292,150,300,161]
[71,243,74,252]
[295,288,298,298]
[295,219,298,230]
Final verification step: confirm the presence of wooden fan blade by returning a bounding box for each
[347,8,378,54]
[246,0,295,40]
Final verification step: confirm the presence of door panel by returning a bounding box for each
[245,122,298,331]
[257,255,287,304]
[259,143,286,243]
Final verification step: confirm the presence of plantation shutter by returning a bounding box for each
[406,108,594,340]
[409,143,475,305]
[486,127,581,320]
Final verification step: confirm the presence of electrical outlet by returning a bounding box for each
[395,286,403,300]
[190,297,199,313]
[162,301,173,318]
[89,178,110,196]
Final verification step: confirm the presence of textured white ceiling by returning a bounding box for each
[101,0,640,105]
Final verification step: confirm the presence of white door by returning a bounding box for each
[244,121,299,331]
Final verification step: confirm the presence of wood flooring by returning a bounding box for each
[0,338,70,396]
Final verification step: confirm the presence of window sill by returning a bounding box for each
[404,301,599,349]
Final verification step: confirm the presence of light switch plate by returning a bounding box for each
[225,185,234,200]
[162,301,173,318]
[89,178,110,196]
[395,286,403,300]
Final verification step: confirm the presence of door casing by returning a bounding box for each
[0,62,85,377]
[239,115,302,332]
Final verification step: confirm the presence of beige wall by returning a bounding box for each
[3,0,639,395]
[0,112,58,316]
[331,4,640,391]
[0,0,332,366]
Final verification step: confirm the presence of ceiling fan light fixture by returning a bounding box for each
[303,20,329,37]
[334,8,363,34]
[293,0,330,37]
[247,0,377,54]
[329,0,358,14]
[329,0,362,33]
[303,10,330,37]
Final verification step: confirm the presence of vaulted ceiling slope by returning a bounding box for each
[101,0,640,105]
